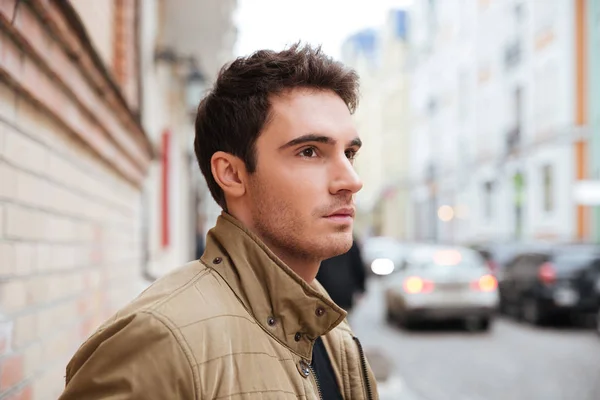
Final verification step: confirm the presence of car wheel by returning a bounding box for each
[397,313,414,330]
[523,298,544,326]
[499,300,509,315]
[385,307,394,323]
[464,316,491,332]
[479,317,492,331]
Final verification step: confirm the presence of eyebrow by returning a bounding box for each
[278,133,362,150]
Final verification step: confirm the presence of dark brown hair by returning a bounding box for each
[193,42,360,209]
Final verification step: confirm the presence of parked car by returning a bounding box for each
[383,245,499,332]
[500,244,600,326]
[468,241,551,280]
[469,242,553,314]
[594,274,600,336]
[596,299,600,336]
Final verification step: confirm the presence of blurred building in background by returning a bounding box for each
[343,9,412,241]
[0,0,235,398]
[407,0,597,245]
[139,0,236,279]
[589,0,600,242]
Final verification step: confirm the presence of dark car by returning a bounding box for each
[468,241,555,281]
[469,242,535,277]
[596,293,600,336]
[500,244,600,325]
[594,275,600,336]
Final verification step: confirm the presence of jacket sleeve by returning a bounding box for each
[59,311,197,400]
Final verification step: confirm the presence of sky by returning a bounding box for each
[233,0,414,60]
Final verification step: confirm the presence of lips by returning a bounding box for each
[325,207,355,218]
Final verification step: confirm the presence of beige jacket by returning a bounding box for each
[60,213,378,399]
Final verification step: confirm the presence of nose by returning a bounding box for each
[329,155,363,195]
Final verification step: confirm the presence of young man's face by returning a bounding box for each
[246,88,363,262]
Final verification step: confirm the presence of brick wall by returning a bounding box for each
[0,1,151,399]
[113,0,139,110]
[69,1,115,72]
[0,81,144,400]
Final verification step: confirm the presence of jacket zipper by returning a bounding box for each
[308,364,324,400]
[353,337,374,400]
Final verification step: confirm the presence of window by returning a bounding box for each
[514,86,523,129]
[513,172,525,240]
[507,86,523,153]
[542,164,554,212]
[483,181,494,221]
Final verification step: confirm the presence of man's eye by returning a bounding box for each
[345,149,358,160]
[299,147,317,158]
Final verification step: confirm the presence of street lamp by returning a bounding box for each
[154,47,208,117]
[185,63,207,117]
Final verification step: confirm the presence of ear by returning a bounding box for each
[210,151,247,200]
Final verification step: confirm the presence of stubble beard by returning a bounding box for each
[248,179,352,264]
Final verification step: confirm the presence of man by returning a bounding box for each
[316,238,367,313]
[60,43,378,400]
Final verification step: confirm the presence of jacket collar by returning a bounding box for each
[200,212,347,360]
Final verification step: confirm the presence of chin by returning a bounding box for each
[320,232,353,258]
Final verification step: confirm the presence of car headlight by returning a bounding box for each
[371,258,395,276]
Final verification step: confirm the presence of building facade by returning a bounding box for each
[0,1,235,398]
[588,0,600,241]
[408,0,594,245]
[342,10,412,241]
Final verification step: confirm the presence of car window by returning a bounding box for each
[492,246,519,265]
[418,260,483,270]
[406,248,484,269]
[592,259,600,273]
[552,252,598,272]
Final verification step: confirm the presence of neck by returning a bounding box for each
[251,231,321,283]
[271,249,321,283]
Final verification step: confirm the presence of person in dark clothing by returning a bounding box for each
[317,238,367,313]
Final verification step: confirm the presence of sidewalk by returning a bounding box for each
[354,279,423,400]
[365,347,423,400]
[378,375,423,400]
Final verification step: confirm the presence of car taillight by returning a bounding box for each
[471,274,498,292]
[403,276,435,294]
[538,262,556,285]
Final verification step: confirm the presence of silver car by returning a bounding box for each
[384,245,500,331]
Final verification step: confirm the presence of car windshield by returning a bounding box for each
[408,248,484,268]
[491,245,522,265]
[552,251,599,272]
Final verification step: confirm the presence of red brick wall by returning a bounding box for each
[113,0,139,111]
[0,1,151,398]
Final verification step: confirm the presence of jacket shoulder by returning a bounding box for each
[103,260,247,324]
[149,262,256,330]
[62,311,196,399]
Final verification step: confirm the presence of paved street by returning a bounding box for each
[352,280,600,400]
